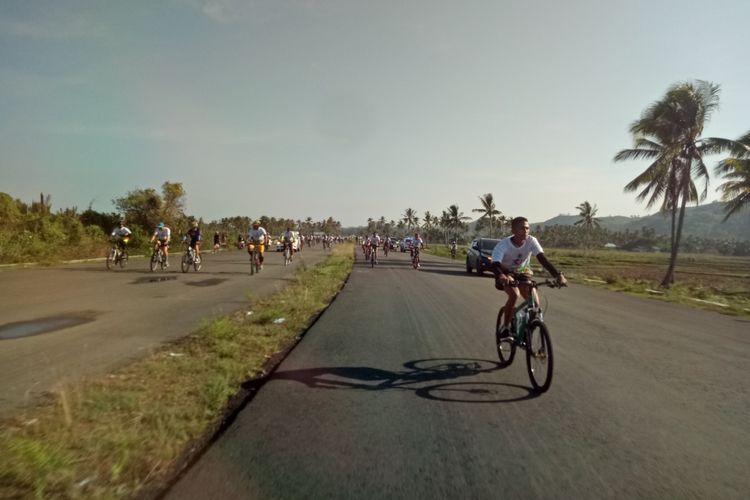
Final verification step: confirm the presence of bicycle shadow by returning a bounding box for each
[270,358,539,403]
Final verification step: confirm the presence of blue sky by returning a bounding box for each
[2,0,748,227]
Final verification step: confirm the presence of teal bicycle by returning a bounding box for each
[495,274,565,393]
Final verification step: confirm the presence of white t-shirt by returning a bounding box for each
[491,235,543,274]
[368,235,381,246]
[248,227,268,243]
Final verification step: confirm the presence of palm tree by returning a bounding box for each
[472,193,502,237]
[402,208,419,232]
[614,80,733,287]
[574,201,601,248]
[422,210,434,238]
[446,204,470,240]
[715,131,750,221]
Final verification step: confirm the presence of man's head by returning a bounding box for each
[192,220,198,228]
[511,217,530,242]
[252,220,261,228]
[287,226,291,232]
[415,232,420,238]
[157,222,165,229]
[119,220,125,227]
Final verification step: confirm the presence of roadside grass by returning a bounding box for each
[0,244,354,499]
[422,243,467,260]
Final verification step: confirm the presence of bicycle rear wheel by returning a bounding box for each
[119,251,128,268]
[193,254,201,272]
[525,320,553,393]
[495,307,516,366]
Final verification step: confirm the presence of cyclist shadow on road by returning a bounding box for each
[271,358,539,403]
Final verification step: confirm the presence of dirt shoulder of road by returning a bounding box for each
[0,245,354,500]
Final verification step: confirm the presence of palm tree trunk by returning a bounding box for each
[661,194,688,287]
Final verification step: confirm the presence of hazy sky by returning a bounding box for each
[2,0,748,227]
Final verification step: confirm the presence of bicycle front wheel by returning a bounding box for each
[525,320,553,393]
[495,307,516,366]
[194,255,202,272]
[106,249,116,270]
[150,252,158,272]
[181,253,190,273]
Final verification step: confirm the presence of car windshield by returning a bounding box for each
[480,240,500,251]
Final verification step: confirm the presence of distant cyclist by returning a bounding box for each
[368,232,381,263]
[247,220,269,269]
[410,232,424,268]
[185,220,202,260]
[490,216,567,338]
[110,220,132,251]
[282,226,296,261]
[150,222,172,267]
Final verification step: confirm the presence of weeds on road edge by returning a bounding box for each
[0,245,354,499]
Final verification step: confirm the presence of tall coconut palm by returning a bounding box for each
[402,208,419,232]
[614,80,733,287]
[446,204,470,239]
[574,201,600,248]
[422,210,434,238]
[472,193,502,237]
[715,131,750,221]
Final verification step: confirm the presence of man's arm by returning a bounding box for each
[536,253,566,285]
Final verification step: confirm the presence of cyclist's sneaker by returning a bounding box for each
[498,326,511,339]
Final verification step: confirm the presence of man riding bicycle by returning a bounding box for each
[150,222,171,267]
[282,226,296,261]
[490,217,567,338]
[185,220,202,259]
[368,232,381,263]
[410,232,424,268]
[247,220,269,269]
[111,220,132,251]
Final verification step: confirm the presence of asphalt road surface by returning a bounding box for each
[168,249,750,499]
[0,246,328,416]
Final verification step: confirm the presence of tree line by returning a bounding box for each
[0,182,343,264]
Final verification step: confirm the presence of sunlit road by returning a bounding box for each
[168,249,750,499]
[0,247,328,416]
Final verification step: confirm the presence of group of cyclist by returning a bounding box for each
[111,216,566,329]
[360,232,425,267]
[108,219,301,272]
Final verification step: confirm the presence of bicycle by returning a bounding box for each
[495,274,565,393]
[411,247,420,269]
[450,244,457,259]
[106,239,129,270]
[149,244,168,272]
[181,244,202,273]
[247,242,261,275]
[283,242,293,266]
[370,246,377,268]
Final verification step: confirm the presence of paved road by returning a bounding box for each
[0,246,329,416]
[168,249,750,499]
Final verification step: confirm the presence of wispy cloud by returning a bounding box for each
[0,12,107,40]
[49,123,276,146]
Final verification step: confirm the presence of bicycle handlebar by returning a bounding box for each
[502,273,567,289]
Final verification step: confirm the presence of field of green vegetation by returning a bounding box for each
[424,244,750,316]
[0,245,354,499]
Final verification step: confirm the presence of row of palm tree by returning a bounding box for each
[615,80,749,287]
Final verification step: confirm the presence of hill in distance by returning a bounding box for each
[532,202,750,242]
